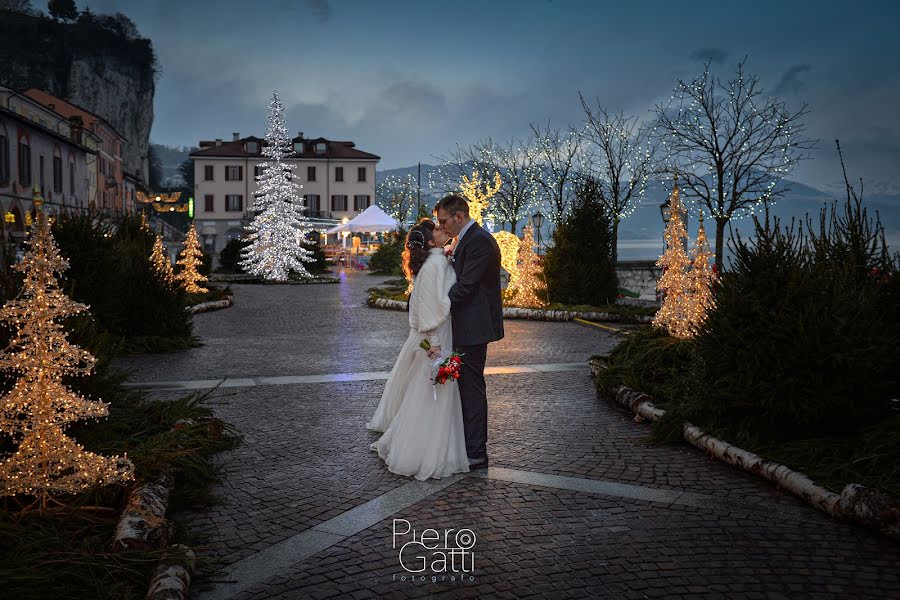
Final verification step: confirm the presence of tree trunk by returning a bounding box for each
[611,217,620,266]
[714,217,727,271]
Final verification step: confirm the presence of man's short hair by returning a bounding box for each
[434,194,470,217]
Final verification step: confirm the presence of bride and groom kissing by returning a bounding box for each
[367,194,504,480]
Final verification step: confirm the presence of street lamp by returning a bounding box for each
[531,210,544,253]
[659,198,671,255]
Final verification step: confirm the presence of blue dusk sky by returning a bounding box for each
[80,0,900,190]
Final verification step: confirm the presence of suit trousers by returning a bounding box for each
[455,343,488,461]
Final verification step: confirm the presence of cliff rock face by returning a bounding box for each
[0,11,155,184]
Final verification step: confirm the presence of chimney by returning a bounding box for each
[298,131,304,139]
[215,138,222,146]
[233,132,240,141]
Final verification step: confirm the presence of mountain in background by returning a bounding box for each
[151,143,197,187]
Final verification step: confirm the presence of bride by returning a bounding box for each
[366,218,470,480]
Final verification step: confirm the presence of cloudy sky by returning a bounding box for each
[80,0,900,190]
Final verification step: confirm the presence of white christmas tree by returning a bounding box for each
[240,91,313,280]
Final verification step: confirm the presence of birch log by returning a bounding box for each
[592,376,900,541]
[114,472,175,550]
[145,545,196,600]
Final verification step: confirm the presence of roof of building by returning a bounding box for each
[23,88,127,142]
[190,135,380,160]
[0,105,98,154]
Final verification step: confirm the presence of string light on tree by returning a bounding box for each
[507,225,546,308]
[0,188,134,509]
[653,177,694,339]
[175,223,208,293]
[492,230,521,283]
[240,91,313,280]
[150,234,175,287]
[685,213,717,337]
[460,170,501,226]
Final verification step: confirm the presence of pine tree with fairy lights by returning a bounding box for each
[240,91,313,280]
[150,234,175,287]
[508,225,546,308]
[0,191,134,509]
[685,213,717,337]
[175,223,208,293]
[653,178,694,338]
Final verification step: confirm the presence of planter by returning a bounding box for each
[588,357,900,541]
[368,296,654,324]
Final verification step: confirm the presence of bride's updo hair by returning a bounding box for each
[402,218,436,283]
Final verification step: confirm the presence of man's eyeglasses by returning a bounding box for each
[435,213,462,227]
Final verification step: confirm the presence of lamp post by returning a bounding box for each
[531,210,544,253]
[659,198,671,255]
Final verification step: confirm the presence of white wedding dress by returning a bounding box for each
[366,247,470,480]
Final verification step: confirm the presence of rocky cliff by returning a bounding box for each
[0,10,155,184]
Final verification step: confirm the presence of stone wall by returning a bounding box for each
[616,260,661,299]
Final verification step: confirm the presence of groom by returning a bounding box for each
[431,195,504,470]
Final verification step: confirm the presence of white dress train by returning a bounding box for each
[366,248,470,481]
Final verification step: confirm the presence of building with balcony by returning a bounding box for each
[190,132,379,257]
[0,85,98,245]
[23,88,132,215]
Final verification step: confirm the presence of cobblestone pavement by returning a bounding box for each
[115,271,900,600]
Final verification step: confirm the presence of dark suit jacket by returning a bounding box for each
[448,223,504,346]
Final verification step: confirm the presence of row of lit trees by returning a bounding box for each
[427,59,815,271]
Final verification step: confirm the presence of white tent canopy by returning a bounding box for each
[324,204,400,234]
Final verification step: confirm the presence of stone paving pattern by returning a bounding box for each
[113,273,900,599]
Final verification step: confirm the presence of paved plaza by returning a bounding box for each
[114,271,900,600]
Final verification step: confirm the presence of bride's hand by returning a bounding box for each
[427,346,442,359]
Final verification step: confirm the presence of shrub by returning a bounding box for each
[299,235,329,275]
[542,179,617,305]
[218,238,249,273]
[368,232,404,275]
[52,213,194,353]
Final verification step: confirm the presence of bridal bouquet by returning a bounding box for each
[419,339,464,385]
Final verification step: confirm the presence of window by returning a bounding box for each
[307,166,316,181]
[204,194,214,212]
[357,167,366,182]
[225,165,243,181]
[315,142,326,154]
[18,141,31,186]
[304,194,320,213]
[225,194,243,211]
[69,160,75,193]
[0,134,9,183]
[331,194,348,211]
[335,166,344,182]
[293,142,303,153]
[99,156,106,176]
[204,165,214,180]
[39,155,45,192]
[353,194,371,211]
[246,141,258,153]
[254,165,264,178]
[53,156,62,193]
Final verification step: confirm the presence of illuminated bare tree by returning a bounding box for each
[435,138,541,233]
[376,172,418,229]
[579,93,657,265]
[655,59,816,269]
[530,121,582,224]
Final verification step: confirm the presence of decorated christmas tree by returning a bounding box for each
[492,230,521,281]
[653,178,694,338]
[508,225,546,308]
[685,213,717,337]
[150,234,175,287]
[0,192,134,508]
[240,91,313,280]
[460,169,501,226]
[175,223,208,293]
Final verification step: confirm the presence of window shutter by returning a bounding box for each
[238,166,243,181]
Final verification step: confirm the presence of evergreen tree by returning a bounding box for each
[240,92,313,280]
[508,224,546,308]
[542,176,617,306]
[48,0,77,21]
[150,234,175,287]
[653,179,693,338]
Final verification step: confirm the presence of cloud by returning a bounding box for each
[690,48,728,65]
[773,64,812,95]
